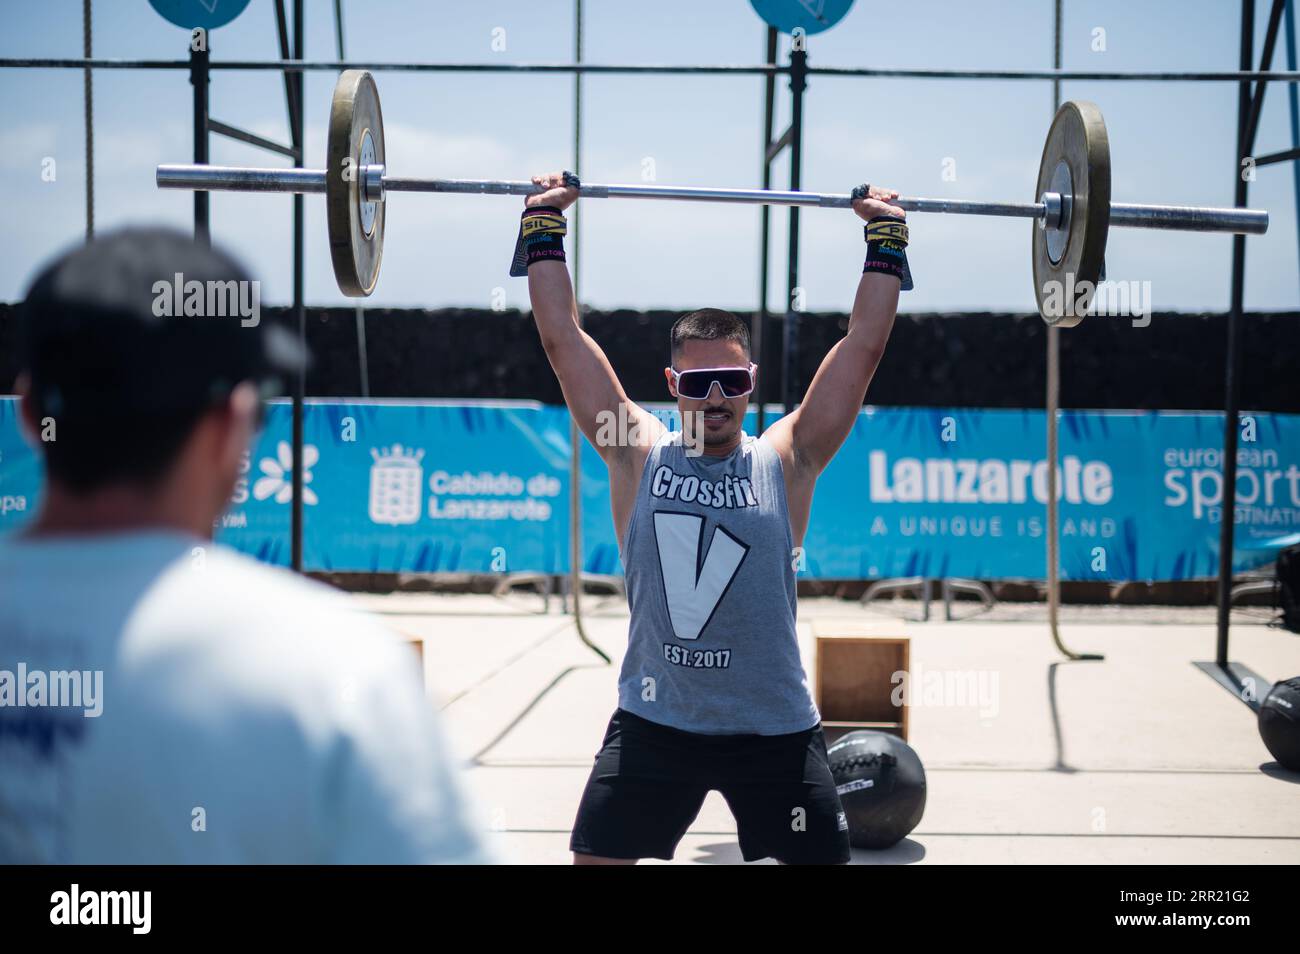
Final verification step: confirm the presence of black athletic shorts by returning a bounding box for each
[570,708,851,864]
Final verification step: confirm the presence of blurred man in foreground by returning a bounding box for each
[0,228,489,864]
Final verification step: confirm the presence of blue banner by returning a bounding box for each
[2,399,1296,581]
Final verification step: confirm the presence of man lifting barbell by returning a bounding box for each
[148,69,1277,863]
[517,171,909,864]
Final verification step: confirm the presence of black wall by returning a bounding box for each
[2,305,1297,411]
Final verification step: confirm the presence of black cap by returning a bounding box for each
[19,227,306,421]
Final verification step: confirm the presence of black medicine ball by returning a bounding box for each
[1259,676,1300,771]
[827,730,927,850]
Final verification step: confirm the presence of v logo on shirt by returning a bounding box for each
[652,511,749,641]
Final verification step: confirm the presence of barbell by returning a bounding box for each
[156,69,1269,324]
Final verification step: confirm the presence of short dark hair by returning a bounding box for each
[19,227,303,492]
[669,308,751,362]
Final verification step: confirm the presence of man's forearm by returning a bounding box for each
[845,271,899,358]
[527,260,580,350]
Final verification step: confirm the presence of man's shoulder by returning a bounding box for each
[751,428,784,459]
[125,543,408,689]
[145,542,355,625]
[754,419,807,473]
[182,543,348,606]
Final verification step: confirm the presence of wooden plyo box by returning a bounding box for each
[812,619,909,743]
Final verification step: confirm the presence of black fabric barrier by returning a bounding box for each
[2,306,1296,411]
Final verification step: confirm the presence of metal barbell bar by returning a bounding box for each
[155,164,1270,235]
[153,70,1271,319]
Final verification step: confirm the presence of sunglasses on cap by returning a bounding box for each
[669,363,756,401]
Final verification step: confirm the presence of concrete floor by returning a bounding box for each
[353,592,1300,865]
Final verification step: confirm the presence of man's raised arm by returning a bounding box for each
[522,173,662,463]
[766,185,906,477]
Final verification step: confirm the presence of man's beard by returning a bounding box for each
[692,406,734,445]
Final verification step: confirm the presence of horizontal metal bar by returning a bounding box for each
[1109,202,1269,234]
[1255,144,1300,166]
[5,58,1300,82]
[384,176,1048,217]
[157,164,326,192]
[155,164,1271,234]
[208,119,299,160]
[806,66,1300,82]
[0,58,786,75]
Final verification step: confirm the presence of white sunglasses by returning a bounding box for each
[669,363,757,400]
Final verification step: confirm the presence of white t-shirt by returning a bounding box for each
[0,530,491,864]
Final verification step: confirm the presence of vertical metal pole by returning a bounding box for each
[355,315,370,397]
[82,0,93,241]
[1044,0,1100,662]
[782,46,807,416]
[274,0,298,137]
[1046,0,1063,648]
[572,0,582,307]
[755,26,777,434]
[332,0,369,397]
[1046,0,1062,647]
[1286,0,1300,295]
[1216,0,1255,666]
[571,0,584,615]
[190,42,209,244]
[290,0,305,573]
[568,0,607,663]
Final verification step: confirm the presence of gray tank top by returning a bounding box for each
[617,429,820,735]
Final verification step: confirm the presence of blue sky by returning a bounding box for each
[2,0,1297,313]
